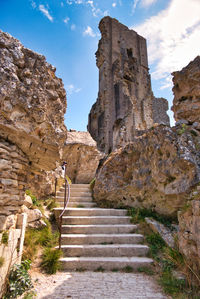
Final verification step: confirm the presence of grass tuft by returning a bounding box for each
[41,248,62,274]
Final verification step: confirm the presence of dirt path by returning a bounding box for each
[30,270,169,299]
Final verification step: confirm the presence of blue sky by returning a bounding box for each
[0,0,200,130]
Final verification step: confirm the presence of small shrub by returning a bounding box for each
[159,271,186,295]
[111,268,119,272]
[4,260,33,299]
[41,248,62,274]
[76,268,86,272]
[0,256,5,267]
[1,231,9,245]
[146,232,166,258]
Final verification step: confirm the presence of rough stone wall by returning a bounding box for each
[63,131,103,183]
[88,17,169,153]
[178,199,200,274]
[172,56,200,123]
[93,125,200,217]
[0,30,67,173]
[0,139,29,229]
[0,30,67,288]
[152,97,169,125]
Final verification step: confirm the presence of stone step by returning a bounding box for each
[59,244,149,257]
[64,202,97,208]
[61,233,143,245]
[60,256,153,271]
[56,196,93,202]
[61,184,90,190]
[61,224,137,234]
[58,191,92,197]
[61,216,131,225]
[54,208,127,217]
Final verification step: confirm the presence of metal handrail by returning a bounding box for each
[57,162,70,250]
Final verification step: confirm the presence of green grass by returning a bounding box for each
[1,231,9,245]
[127,207,175,228]
[95,266,105,272]
[137,266,154,275]
[23,220,59,261]
[123,266,133,273]
[41,248,62,274]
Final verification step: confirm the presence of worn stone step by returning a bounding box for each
[59,244,149,257]
[60,256,153,271]
[54,208,127,217]
[61,233,143,245]
[61,216,131,225]
[61,224,137,234]
[63,202,97,208]
[61,184,90,190]
[56,196,93,202]
[58,191,92,197]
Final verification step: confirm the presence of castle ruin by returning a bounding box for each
[88,17,169,153]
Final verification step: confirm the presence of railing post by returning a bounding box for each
[59,161,69,250]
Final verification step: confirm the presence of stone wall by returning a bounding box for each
[0,139,29,230]
[0,29,67,292]
[93,125,200,217]
[63,131,103,183]
[172,56,200,124]
[88,17,169,153]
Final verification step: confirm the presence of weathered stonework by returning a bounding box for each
[178,199,200,274]
[93,125,200,216]
[0,29,67,287]
[62,131,103,183]
[172,56,200,124]
[0,30,67,173]
[88,17,169,153]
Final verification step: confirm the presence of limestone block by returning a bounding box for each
[24,194,33,208]
[27,208,42,223]
[93,125,200,216]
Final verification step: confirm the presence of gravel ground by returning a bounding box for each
[30,270,169,299]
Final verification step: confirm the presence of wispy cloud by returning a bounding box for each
[141,0,158,8]
[39,4,53,22]
[66,84,81,95]
[31,0,36,9]
[112,2,117,7]
[71,24,76,30]
[83,26,96,37]
[64,17,70,24]
[132,0,158,13]
[132,0,200,89]
[132,0,140,13]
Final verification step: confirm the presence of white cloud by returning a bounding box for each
[141,0,157,7]
[71,24,76,30]
[87,0,102,17]
[83,26,96,37]
[39,4,53,22]
[64,17,70,24]
[132,0,200,89]
[66,84,81,95]
[112,3,117,7]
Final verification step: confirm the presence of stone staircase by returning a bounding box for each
[54,184,153,271]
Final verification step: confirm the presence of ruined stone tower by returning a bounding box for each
[88,17,169,153]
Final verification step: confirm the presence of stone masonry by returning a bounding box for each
[88,17,169,153]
